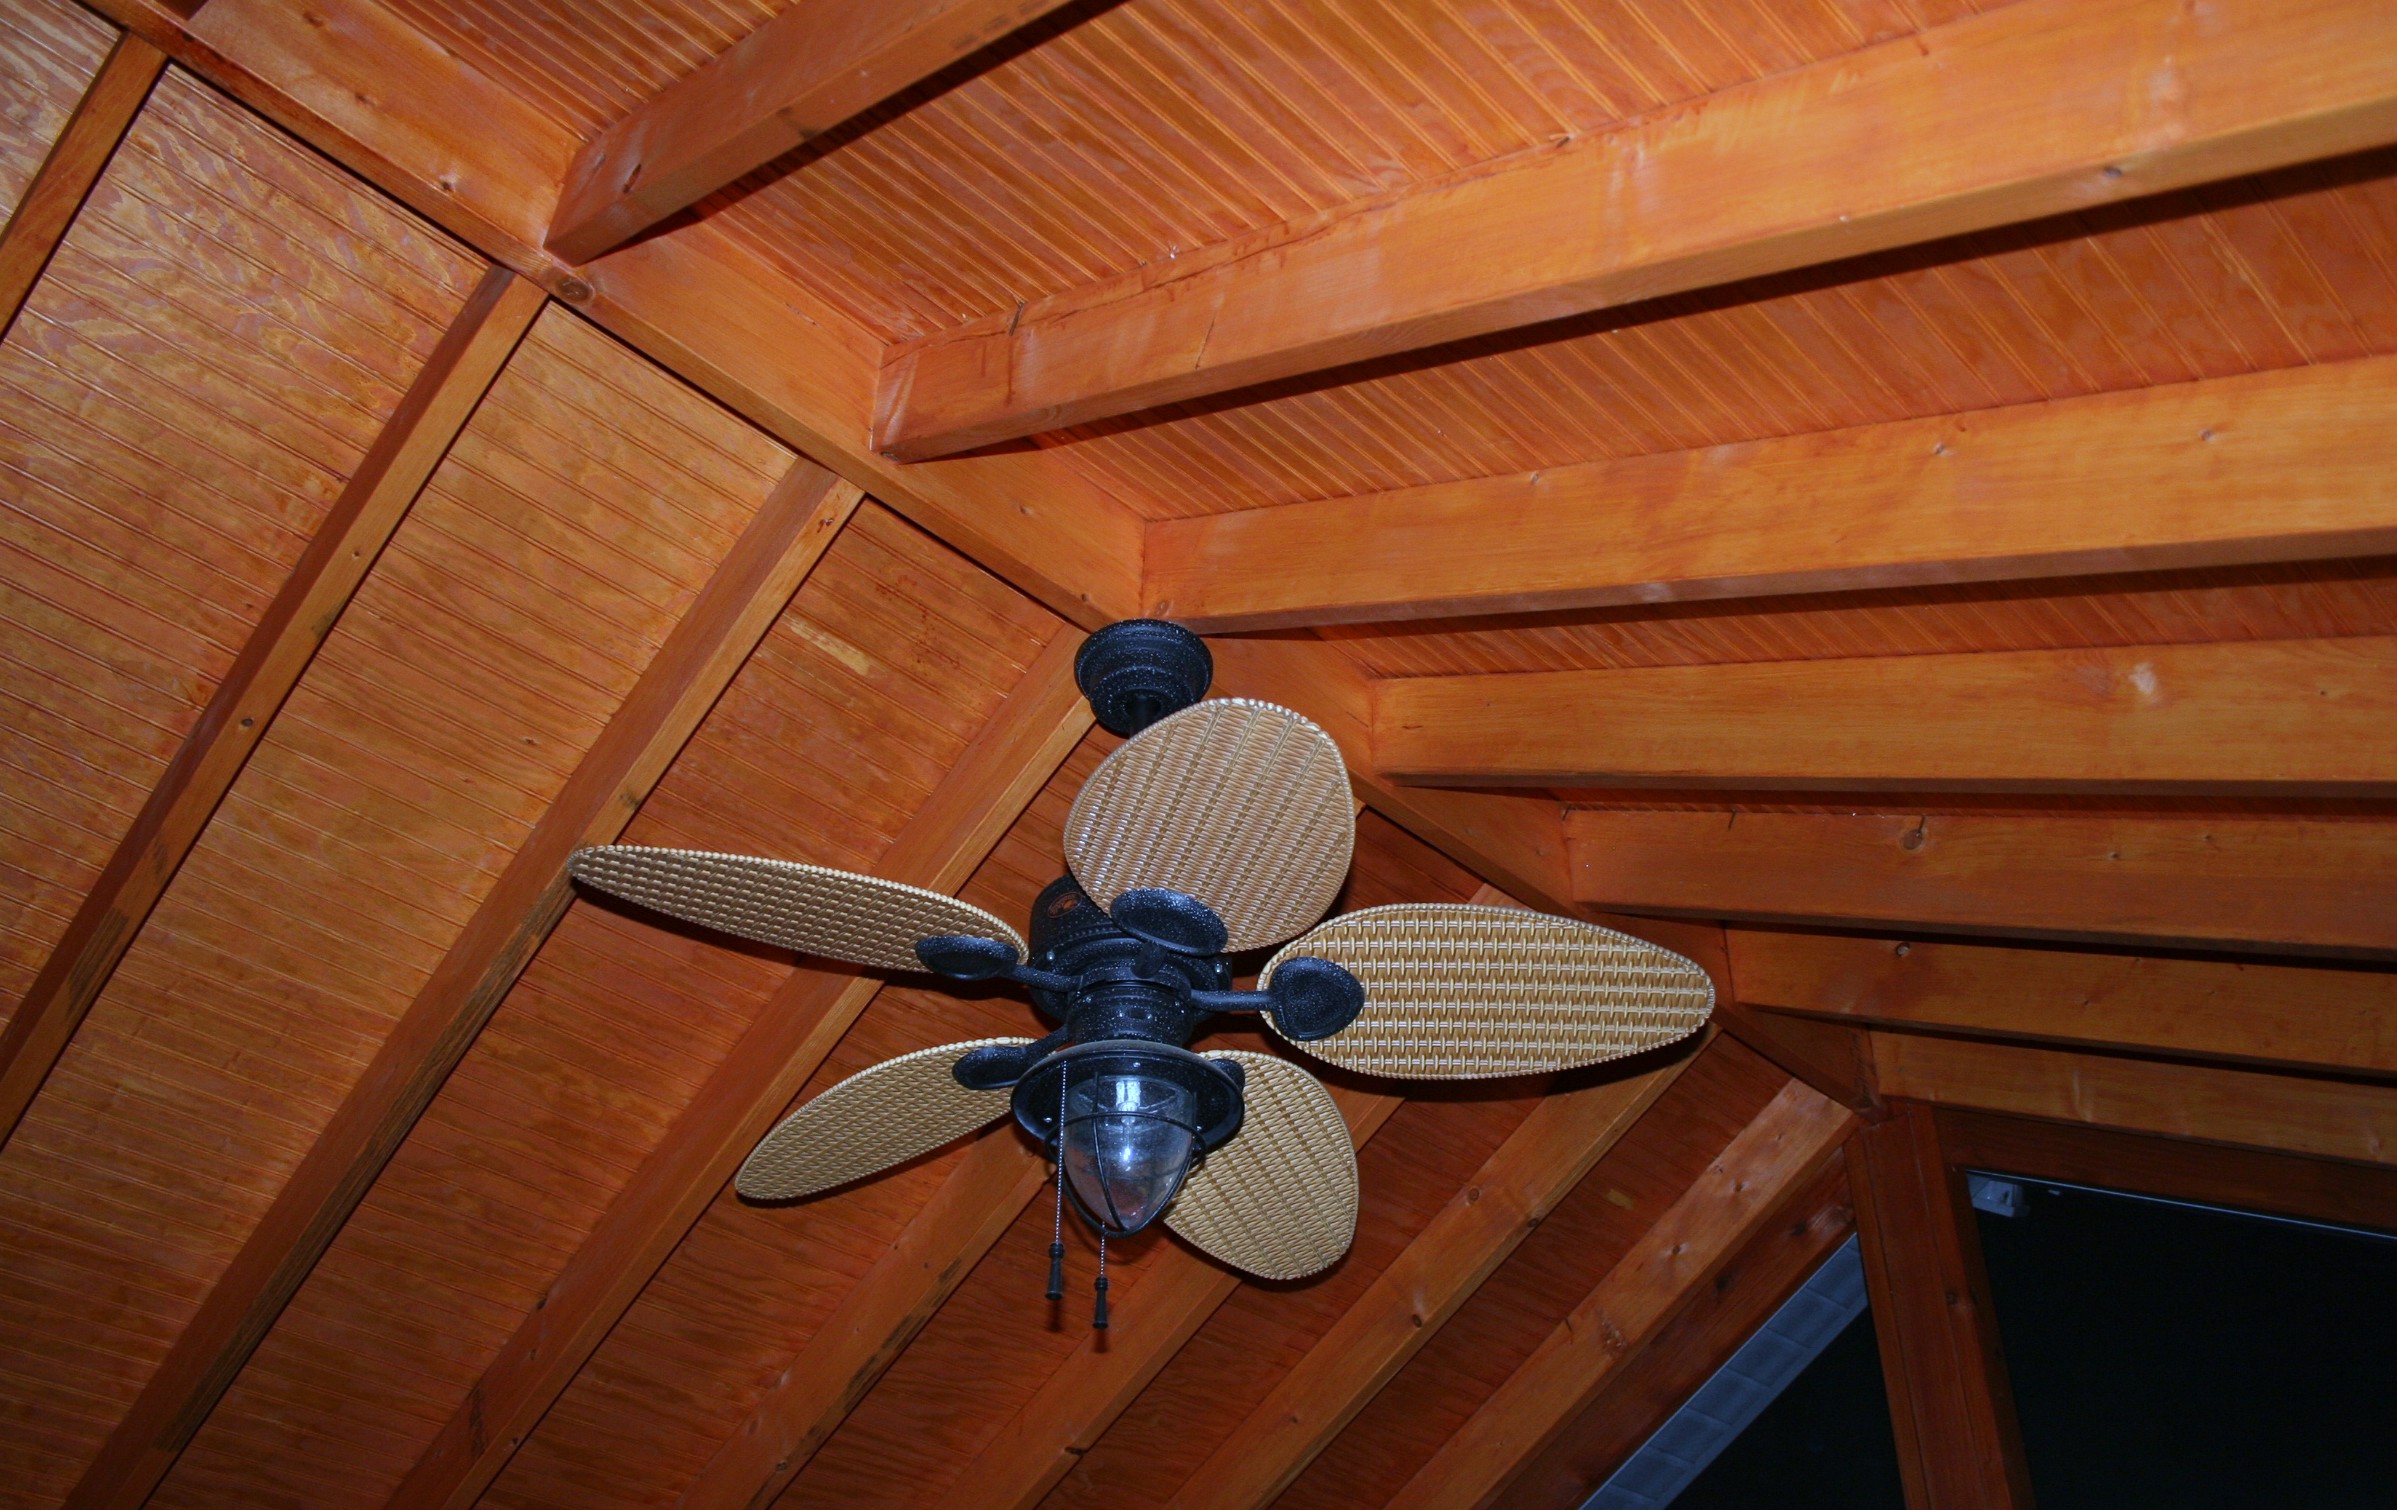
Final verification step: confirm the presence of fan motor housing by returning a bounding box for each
[1074,619,1212,737]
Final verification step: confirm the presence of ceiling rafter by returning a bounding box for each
[63,462,866,1510]
[1145,356,2397,634]
[0,25,162,335]
[390,629,1094,1510]
[0,265,545,1153]
[1375,641,2397,793]
[1575,810,2397,957]
[872,0,2397,460]
[1163,1032,1704,1510]
[1387,1081,1857,1509]
[547,0,1089,263]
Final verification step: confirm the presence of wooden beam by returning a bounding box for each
[0,30,166,338]
[92,0,1147,630]
[1500,1159,1856,1510]
[1850,1102,2033,1510]
[675,1129,1050,1509]
[1711,996,1879,1115]
[939,1086,1405,1510]
[548,0,1084,263]
[1385,1081,1856,1510]
[1873,1033,2397,1168]
[0,266,544,1152]
[392,630,1093,1510]
[1375,639,2397,794]
[1163,1039,1704,1510]
[873,0,2397,459]
[1571,809,2397,957]
[62,464,862,1510]
[1147,357,2397,633]
[1731,930,2397,1082]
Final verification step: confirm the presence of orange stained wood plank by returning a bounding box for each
[1569,809,2397,956]
[1145,356,2397,633]
[390,629,1093,1510]
[98,0,1146,629]
[933,1084,1407,1510]
[1731,929,2397,1080]
[1163,1038,1705,1510]
[62,462,863,1510]
[872,0,2397,458]
[1383,1079,1856,1509]
[1871,1031,2397,1166]
[0,0,117,224]
[0,266,543,1152]
[1850,1102,2032,1510]
[0,29,166,336]
[547,0,1089,263]
[1375,638,2397,794]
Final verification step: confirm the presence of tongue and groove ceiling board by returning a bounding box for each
[0,0,114,224]
[147,505,1061,1510]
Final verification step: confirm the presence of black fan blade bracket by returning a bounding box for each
[1187,955,1366,1042]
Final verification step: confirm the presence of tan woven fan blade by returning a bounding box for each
[736,1038,1030,1200]
[568,846,1025,972]
[1261,905,1714,1079]
[1063,699,1354,951]
[1165,1051,1357,1281]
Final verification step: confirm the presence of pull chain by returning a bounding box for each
[1045,1060,1067,1303]
[1093,1230,1110,1330]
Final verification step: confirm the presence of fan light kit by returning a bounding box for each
[568,621,1713,1328]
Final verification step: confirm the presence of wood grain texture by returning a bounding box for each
[1570,809,2397,955]
[874,0,2397,457]
[389,629,1092,1510]
[1383,1080,1856,1509]
[1873,1033,2397,1166]
[159,505,1059,1510]
[547,0,1086,262]
[1146,356,2397,632]
[0,265,543,1152]
[1377,638,2397,793]
[1850,1102,2032,1510]
[1732,930,2397,1081]
[0,0,115,225]
[61,348,829,1510]
[1163,1038,1704,1510]
[0,31,164,337]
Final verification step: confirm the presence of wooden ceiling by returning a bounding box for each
[1,0,2394,1508]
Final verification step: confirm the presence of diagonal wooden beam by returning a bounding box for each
[674,1128,1050,1510]
[1376,639,2397,794]
[1385,1080,1856,1510]
[391,629,1093,1510]
[92,0,1147,631]
[1162,1035,1706,1510]
[0,28,166,338]
[1574,809,2397,957]
[0,265,544,1152]
[1850,1102,2032,1510]
[63,463,863,1510]
[1146,357,2397,634]
[873,0,2397,459]
[932,1084,1406,1510]
[547,0,1087,263]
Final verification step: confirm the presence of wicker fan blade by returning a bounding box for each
[569,845,1025,972]
[1064,699,1354,951]
[1165,1051,1357,1280]
[736,1038,1031,1200]
[1260,905,1714,1080]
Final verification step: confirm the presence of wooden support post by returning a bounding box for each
[0,266,545,1152]
[392,630,1094,1510]
[1163,1039,1703,1510]
[1386,1081,1857,1509]
[1849,1102,2033,1510]
[61,463,862,1510]
[934,1088,1405,1510]
[548,0,1085,263]
[0,30,166,338]
[1375,640,2397,794]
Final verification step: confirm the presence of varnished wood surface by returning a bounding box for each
[0,30,164,337]
[0,0,115,225]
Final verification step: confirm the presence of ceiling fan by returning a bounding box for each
[568,621,1713,1326]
